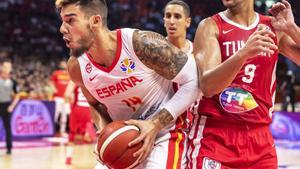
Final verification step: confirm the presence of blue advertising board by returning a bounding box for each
[0,100,55,140]
[271,111,300,141]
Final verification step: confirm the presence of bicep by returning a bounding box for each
[132,30,188,80]
[278,33,300,65]
[194,18,222,76]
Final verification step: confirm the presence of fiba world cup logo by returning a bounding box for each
[120,58,135,74]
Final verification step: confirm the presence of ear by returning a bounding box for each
[186,17,191,28]
[89,15,102,31]
[163,17,167,28]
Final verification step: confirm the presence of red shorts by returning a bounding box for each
[69,106,91,141]
[187,115,277,169]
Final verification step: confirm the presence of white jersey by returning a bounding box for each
[78,28,175,121]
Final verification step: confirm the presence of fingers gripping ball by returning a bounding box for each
[97,121,143,169]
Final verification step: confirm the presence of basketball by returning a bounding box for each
[97,121,142,169]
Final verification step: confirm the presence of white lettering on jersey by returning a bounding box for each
[223,40,245,57]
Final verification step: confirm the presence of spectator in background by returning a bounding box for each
[50,60,71,137]
[0,60,19,154]
[280,70,296,112]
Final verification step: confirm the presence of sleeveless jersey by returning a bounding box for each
[198,12,278,125]
[73,86,89,107]
[78,28,175,123]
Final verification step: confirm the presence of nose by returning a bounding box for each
[60,22,68,34]
[170,16,176,24]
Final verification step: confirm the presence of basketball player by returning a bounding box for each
[50,60,71,136]
[64,81,94,165]
[55,0,199,169]
[188,0,300,168]
[163,1,200,167]
[164,0,192,55]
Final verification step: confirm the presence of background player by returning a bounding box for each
[163,1,199,166]
[50,60,71,136]
[188,0,300,168]
[164,0,192,54]
[55,0,199,168]
[64,81,95,165]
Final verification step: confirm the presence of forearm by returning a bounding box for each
[152,56,198,128]
[151,108,174,130]
[200,51,247,97]
[9,95,20,109]
[89,103,112,130]
[286,23,300,45]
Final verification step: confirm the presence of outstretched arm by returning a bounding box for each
[269,0,300,65]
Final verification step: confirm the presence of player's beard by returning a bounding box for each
[70,27,95,58]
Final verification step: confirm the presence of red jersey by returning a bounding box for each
[198,12,278,125]
[73,86,89,108]
[51,70,70,97]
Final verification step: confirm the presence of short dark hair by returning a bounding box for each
[165,0,190,17]
[56,0,108,26]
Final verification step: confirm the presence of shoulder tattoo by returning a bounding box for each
[132,30,188,80]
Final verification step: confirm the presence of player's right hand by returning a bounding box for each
[239,24,278,58]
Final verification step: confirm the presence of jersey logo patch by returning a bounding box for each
[85,63,92,73]
[120,58,135,74]
[203,157,221,169]
[89,75,97,81]
[222,28,234,34]
[219,87,258,113]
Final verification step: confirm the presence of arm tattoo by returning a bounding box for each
[132,30,188,80]
[151,108,174,129]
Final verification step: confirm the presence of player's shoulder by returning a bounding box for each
[67,56,84,87]
[196,17,219,36]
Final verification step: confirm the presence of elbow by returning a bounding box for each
[200,80,217,98]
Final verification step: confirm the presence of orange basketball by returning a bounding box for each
[97,121,142,169]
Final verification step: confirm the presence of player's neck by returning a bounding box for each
[167,36,188,50]
[225,6,256,27]
[88,29,117,68]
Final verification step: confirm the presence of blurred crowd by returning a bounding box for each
[0,0,299,100]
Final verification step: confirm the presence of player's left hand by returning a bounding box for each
[125,119,161,164]
[268,0,295,32]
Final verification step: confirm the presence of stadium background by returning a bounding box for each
[0,0,300,169]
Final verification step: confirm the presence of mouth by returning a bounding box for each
[168,27,177,33]
[63,36,71,48]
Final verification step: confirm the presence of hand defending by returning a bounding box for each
[268,0,295,32]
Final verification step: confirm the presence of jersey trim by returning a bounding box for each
[86,29,122,73]
[219,12,259,30]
